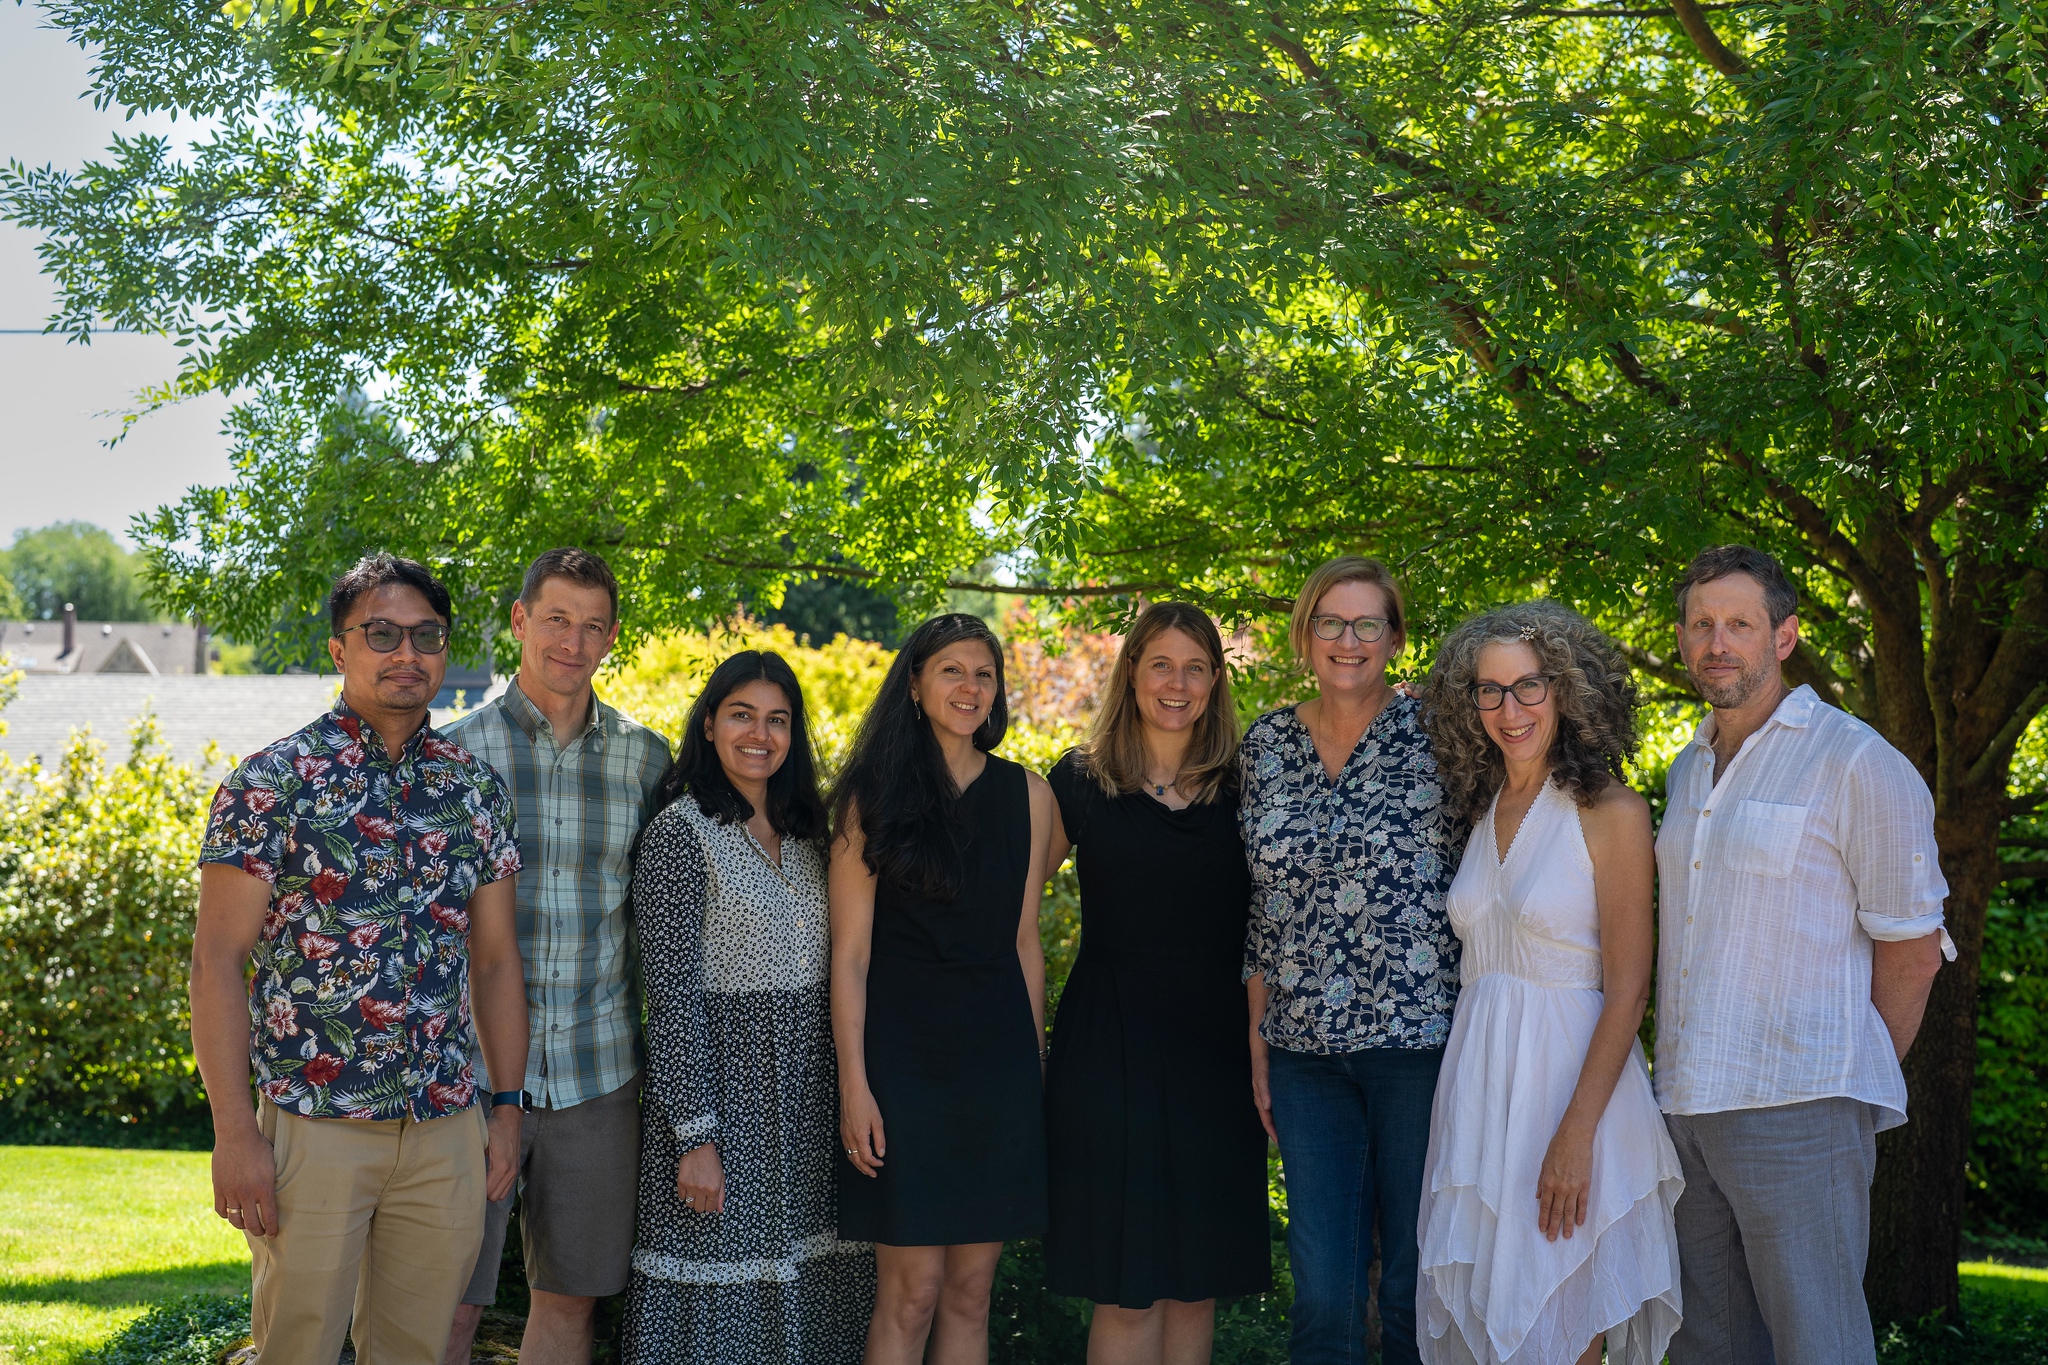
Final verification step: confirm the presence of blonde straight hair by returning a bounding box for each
[1078,602,1240,806]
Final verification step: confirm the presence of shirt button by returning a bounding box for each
[1693,860,1701,869]
[1702,809,1711,817]
[1681,968,1689,978]
[552,870,560,878]
[1686,915,1694,924]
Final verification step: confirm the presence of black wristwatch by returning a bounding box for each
[489,1090,525,1110]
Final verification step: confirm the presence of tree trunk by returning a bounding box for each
[1864,777,2004,1322]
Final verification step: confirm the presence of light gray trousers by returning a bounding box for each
[1664,1097,1879,1365]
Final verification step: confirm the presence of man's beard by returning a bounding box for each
[1687,650,1773,710]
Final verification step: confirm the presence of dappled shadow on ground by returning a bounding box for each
[0,1259,248,1307]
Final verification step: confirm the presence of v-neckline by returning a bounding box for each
[1293,701,1388,789]
[1492,781,1547,868]
[740,824,789,881]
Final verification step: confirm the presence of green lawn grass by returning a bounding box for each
[0,1148,247,1363]
[1959,1259,2048,1308]
[1,1145,2043,1363]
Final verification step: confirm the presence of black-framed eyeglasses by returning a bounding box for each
[334,620,450,655]
[1471,675,1551,711]
[1310,614,1390,643]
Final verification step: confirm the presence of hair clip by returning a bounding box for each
[1518,625,1539,641]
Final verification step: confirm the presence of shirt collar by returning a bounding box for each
[329,694,431,763]
[504,675,606,748]
[1691,682,1818,749]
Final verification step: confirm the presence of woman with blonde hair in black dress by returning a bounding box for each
[1043,601,1271,1365]
[830,613,1056,1365]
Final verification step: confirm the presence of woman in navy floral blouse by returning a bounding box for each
[1240,556,1465,1365]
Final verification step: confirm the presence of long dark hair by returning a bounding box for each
[831,613,1009,900]
[653,650,829,842]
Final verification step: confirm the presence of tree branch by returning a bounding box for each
[699,555,1179,599]
[2001,860,2048,882]
[1967,680,2048,791]
[1615,639,1696,693]
[1669,0,1750,76]
[1715,442,1874,584]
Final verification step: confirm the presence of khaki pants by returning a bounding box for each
[249,1099,488,1365]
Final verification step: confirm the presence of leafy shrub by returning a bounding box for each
[0,714,212,1119]
[1969,876,2048,1238]
[1876,1286,2048,1365]
[84,1291,249,1365]
[600,619,896,770]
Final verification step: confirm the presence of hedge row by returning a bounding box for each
[2,715,2042,1242]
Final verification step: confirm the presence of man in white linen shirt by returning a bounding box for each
[1654,544,1951,1365]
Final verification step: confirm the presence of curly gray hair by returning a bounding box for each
[1421,599,1641,822]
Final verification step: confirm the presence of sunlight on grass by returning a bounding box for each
[0,1147,247,1363]
[1960,1259,2048,1309]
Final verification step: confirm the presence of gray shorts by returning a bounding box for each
[462,1074,641,1303]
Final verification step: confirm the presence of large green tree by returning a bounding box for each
[2,522,160,621]
[7,0,2045,1318]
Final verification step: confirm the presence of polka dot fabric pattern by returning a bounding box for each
[624,795,873,1363]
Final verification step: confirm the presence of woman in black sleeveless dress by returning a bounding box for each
[1043,602,1271,1365]
[829,614,1054,1365]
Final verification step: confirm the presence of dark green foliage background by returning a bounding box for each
[1968,875,2048,1243]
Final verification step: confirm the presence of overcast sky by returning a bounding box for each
[0,1,233,548]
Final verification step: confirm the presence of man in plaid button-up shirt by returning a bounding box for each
[442,549,670,1364]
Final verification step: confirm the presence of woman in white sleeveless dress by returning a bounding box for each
[1416,602,1682,1365]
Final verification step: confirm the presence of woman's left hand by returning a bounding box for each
[1536,1122,1594,1241]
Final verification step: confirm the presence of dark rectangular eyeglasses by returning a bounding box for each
[335,620,450,654]
[1470,676,1551,711]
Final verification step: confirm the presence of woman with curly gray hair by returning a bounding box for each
[1413,601,1683,1365]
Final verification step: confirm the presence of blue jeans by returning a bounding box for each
[1268,1044,1444,1365]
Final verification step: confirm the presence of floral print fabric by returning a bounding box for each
[199,699,522,1121]
[1240,696,1464,1053]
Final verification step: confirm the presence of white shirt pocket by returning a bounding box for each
[1721,799,1808,876]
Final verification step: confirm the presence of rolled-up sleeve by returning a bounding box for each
[1839,738,1951,949]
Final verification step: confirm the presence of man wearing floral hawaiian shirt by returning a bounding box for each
[190,552,530,1365]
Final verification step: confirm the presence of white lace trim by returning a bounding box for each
[632,1230,871,1285]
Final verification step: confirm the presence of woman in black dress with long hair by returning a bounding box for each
[1043,602,1271,1365]
[829,613,1055,1365]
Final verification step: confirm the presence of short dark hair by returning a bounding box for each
[328,553,452,633]
[520,548,620,622]
[652,650,828,842]
[1674,545,1798,627]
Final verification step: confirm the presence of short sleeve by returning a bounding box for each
[1048,749,1094,847]
[1838,737,1949,946]
[198,754,292,884]
[476,765,524,884]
